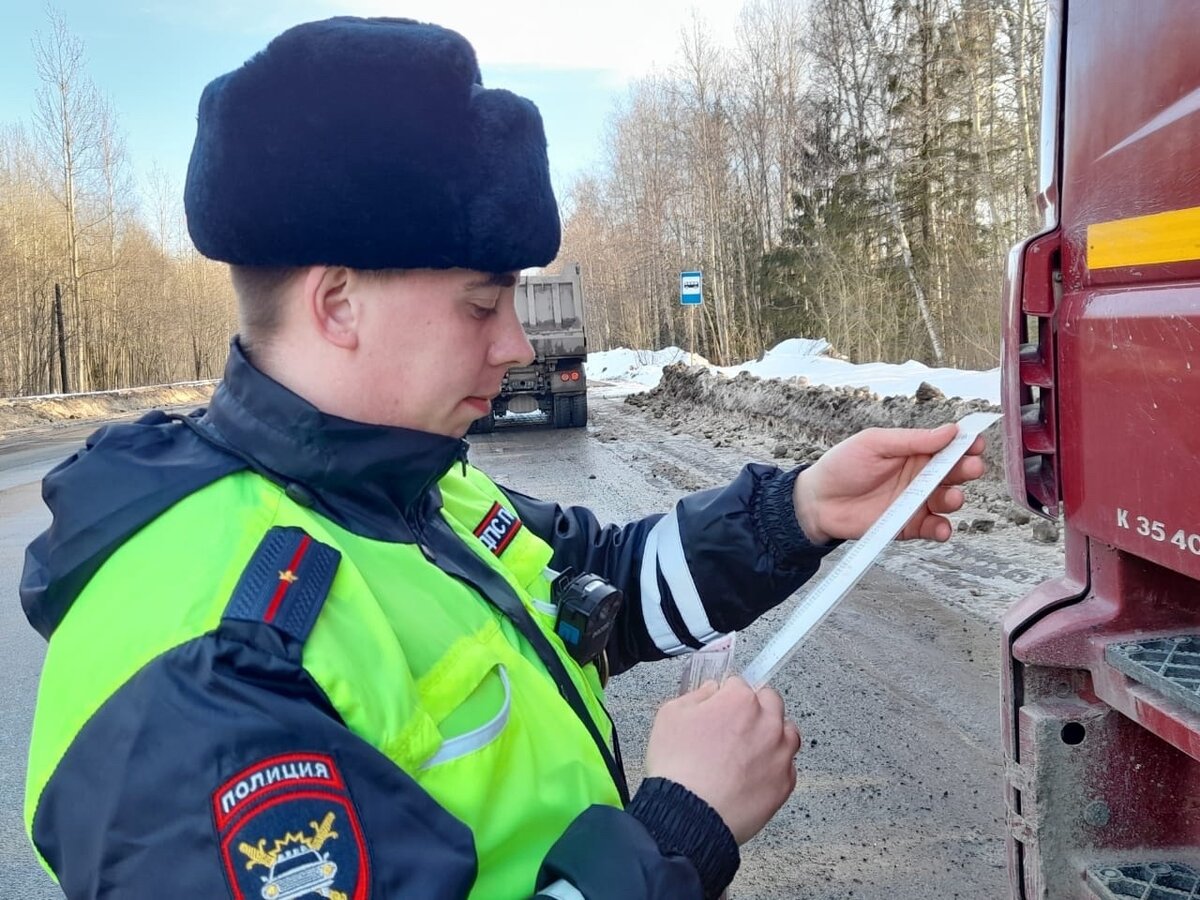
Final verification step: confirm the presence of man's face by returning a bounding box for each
[349,268,535,438]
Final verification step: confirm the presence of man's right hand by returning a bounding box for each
[643,676,802,844]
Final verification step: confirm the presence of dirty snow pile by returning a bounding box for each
[615,335,1009,496]
[588,338,1001,405]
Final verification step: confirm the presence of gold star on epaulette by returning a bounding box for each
[278,569,299,584]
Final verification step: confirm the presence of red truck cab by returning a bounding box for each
[1002,1,1200,897]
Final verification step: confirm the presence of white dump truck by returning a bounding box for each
[470,263,588,433]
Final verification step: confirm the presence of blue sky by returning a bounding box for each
[0,1,742,221]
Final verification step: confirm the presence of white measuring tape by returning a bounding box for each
[741,411,1002,689]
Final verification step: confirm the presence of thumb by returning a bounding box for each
[872,423,958,459]
[683,679,721,703]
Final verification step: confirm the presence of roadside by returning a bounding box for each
[0,382,215,439]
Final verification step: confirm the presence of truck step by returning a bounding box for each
[1088,862,1200,899]
[1106,635,1200,716]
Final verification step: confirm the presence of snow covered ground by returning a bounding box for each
[587,338,1001,405]
[584,347,710,387]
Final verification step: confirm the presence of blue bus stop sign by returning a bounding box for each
[680,271,702,305]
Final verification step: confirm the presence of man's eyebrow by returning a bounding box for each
[464,272,518,290]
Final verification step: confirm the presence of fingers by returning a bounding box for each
[899,442,991,540]
[868,423,959,459]
[942,453,987,485]
[757,689,804,761]
[679,679,721,705]
[921,515,952,542]
[757,686,785,720]
[706,675,756,712]
[721,675,753,697]
[783,720,802,755]
[865,427,988,480]
[926,485,965,514]
[901,509,953,542]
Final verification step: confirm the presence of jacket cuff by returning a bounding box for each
[752,466,842,571]
[627,777,739,900]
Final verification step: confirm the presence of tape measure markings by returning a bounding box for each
[741,412,1002,689]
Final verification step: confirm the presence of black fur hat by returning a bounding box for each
[184,17,560,272]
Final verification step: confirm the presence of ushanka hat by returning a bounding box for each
[184,16,560,272]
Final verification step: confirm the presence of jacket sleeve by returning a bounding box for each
[536,778,739,900]
[30,619,734,899]
[505,463,839,676]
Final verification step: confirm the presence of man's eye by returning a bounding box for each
[471,304,497,319]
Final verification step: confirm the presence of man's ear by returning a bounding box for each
[303,266,359,350]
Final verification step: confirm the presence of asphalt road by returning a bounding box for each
[0,422,103,898]
[0,393,1012,898]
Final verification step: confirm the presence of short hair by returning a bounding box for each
[228,266,519,351]
[228,265,305,353]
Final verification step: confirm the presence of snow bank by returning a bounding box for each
[586,346,712,387]
[590,338,999,404]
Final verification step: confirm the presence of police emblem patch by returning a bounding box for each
[474,502,523,555]
[213,753,368,900]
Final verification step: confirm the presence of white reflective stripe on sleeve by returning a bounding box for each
[539,880,586,900]
[656,505,722,645]
[639,517,688,655]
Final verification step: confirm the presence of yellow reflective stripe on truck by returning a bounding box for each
[1088,205,1200,270]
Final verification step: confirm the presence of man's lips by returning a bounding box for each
[464,395,492,413]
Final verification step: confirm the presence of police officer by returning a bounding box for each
[20,16,985,900]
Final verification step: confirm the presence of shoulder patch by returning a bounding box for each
[473,501,523,555]
[213,752,369,900]
[223,526,341,642]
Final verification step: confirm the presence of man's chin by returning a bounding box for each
[446,412,476,439]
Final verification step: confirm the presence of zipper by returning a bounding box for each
[407,440,470,563]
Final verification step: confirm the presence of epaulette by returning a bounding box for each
[223,526,341,643]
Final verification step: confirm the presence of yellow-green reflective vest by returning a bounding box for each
[26,463,622,897]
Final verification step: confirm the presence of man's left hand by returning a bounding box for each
[792,424,987,545]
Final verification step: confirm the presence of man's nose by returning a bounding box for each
[491,306,535,368]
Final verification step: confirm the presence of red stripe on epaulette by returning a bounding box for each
[223,527,340,643]
[263,535,311,623]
